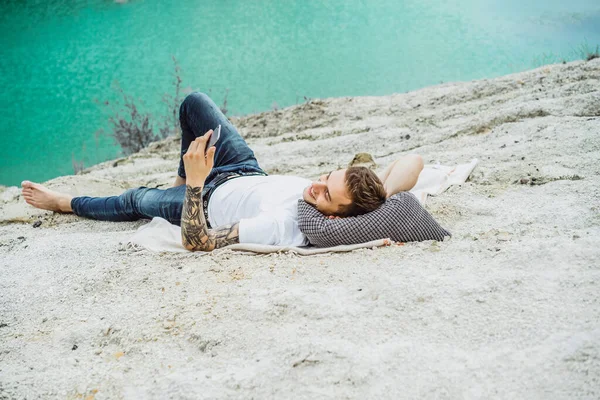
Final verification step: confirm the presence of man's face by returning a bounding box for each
[303,169,352,216]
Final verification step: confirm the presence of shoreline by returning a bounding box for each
[1,55,596,189]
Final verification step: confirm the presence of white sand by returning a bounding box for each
[1,60,599,399]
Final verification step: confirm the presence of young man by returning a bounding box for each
[21,92,423,252]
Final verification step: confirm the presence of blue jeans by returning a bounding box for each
[71,92,266,226]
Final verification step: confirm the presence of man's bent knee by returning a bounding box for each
[180,92,212,115]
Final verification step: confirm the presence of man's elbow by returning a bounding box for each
[410,154,424,172]
[406,154,424,190]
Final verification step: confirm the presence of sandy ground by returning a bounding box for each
[1,60,599,399]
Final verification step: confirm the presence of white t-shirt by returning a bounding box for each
[207,175,311,246]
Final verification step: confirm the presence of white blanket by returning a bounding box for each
[127,159,478,254]
[410,158,479,204]
[126,216,392,255]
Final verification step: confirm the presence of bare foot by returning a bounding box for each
[21,181,73,213]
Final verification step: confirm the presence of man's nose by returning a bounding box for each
[313,181,326,192]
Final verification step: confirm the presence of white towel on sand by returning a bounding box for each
[410,158,479,204]
[126,216,392,255]
[127,159,478,254]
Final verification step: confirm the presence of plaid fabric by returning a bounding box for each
[297,192,451,247]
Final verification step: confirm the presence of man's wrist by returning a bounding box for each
[186,180,204,189]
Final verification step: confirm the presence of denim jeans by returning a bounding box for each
[71,92,266,226]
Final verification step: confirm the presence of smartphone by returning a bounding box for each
[206,124,221,153]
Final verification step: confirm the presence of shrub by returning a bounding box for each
[71,152,85,174]
[159,55,185,139]
[575,41,600,62]
[95,55,232,157]
[586,45,599,61]
[95,55,185,156]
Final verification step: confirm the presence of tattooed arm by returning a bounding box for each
[180,128,239,251]
[181,184,240,252]
[179,130,239,252]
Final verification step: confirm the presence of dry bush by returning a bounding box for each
[94,55,232,157]
[575,41,600,62]
[159,55,185,139]
[95,56,185,156]
[71,152,85,174]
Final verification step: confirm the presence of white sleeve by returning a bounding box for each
[238,211,307,246]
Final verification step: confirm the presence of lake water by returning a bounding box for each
[1,0,599,186]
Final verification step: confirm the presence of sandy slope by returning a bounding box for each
[1,60,599,399]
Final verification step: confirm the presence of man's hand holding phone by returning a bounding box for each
[206,124,221,152]
[183,127,220,188]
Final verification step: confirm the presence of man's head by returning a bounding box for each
[302,167,387,217]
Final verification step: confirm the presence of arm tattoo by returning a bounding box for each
[181,185,240,252]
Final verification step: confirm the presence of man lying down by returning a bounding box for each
[21,92,425,252]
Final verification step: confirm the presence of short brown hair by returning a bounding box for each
[337,167,387,217]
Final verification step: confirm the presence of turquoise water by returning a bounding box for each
[1,0,599,186]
